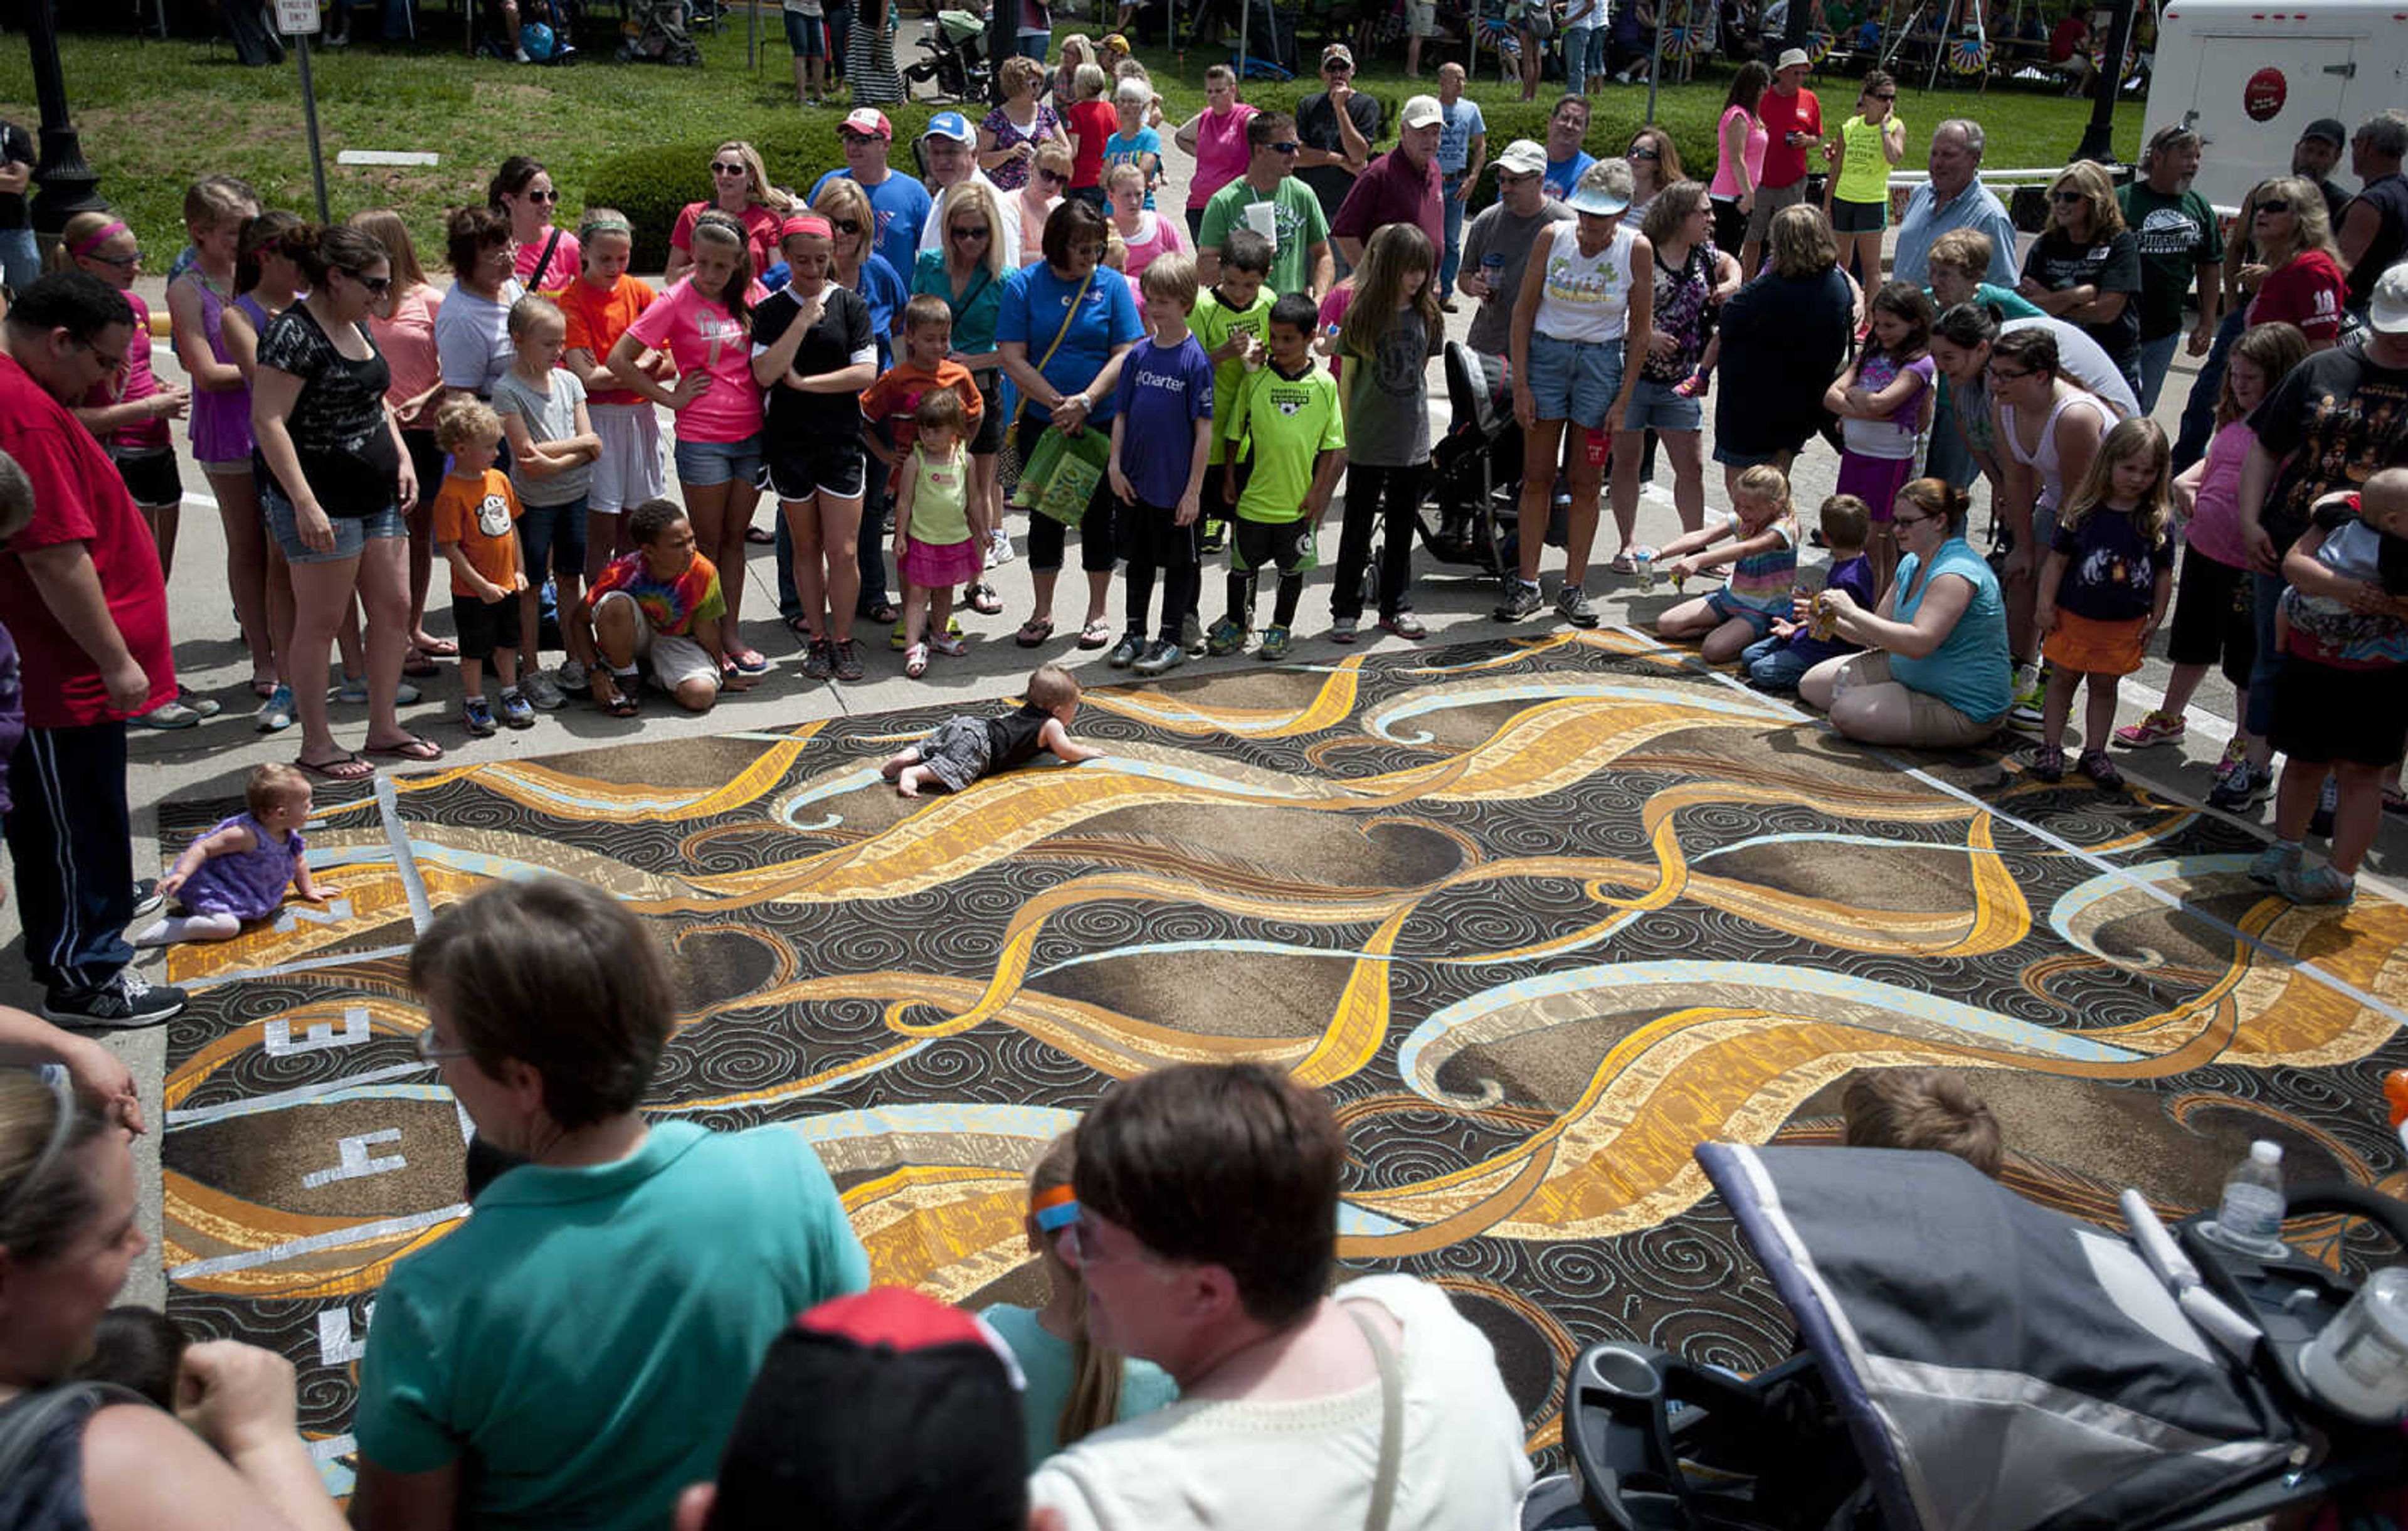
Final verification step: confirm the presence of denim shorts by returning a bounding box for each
[1526,332,1625,432]
[261,475,404,564]
[1624,376,1702,433]
[1706,586,1778,638]
[520,495,589,586]
[672,432,764,488]
[784,7,829,55]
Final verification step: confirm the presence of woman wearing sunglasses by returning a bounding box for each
[489,155,578,294]
[664,141,792,287]
[914,179,1015,591]
[2236,174,2349,353]
[1822,70,1905,292]
[2018,160,2143,399]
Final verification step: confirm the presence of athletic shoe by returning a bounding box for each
[177,685,223,719]
[1380,611,1428,639]
[45,969,186,1029]
[131,699,201,729]
[1259,624,1292,661]
[1108,633,1145,667]
[2207,760,2275,811]
[989,527,1015,566]
[1330,617,1359,644]
[1494,581,1544,622]
[1672,367,1713,399]
[2005,662,2046,731]
[1133,638,1186,676]
[520,670,565,711]
[2310,775,2339,839]
[2278,864,2356,906]
[255,684,295,733]
[2028,743,2066,783]
[1206,617,1250,657]
[130,879,165,921]
[2212,737,2249,781]
[334,675,422,706]
[463,697,498,737]
[833,639,866,682]
[499,690,537,729]
[2076,748,2125,790]
[803,639,835,681]
[2112,710,2185,749]
[1555,585,1599,629]
[2247,841,2302,887]
[554,659,591,697]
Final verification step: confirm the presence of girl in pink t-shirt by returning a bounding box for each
[2115,321,2312,760]
[61,212,192,582]
[610,210,772,674]
[1108,163,1190,302]
[1175,66,1258,238]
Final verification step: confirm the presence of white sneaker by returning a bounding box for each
[2005,661,2046,731]
[520,670,566,711]
[988,527,1016,566]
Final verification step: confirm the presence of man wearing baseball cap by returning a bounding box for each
[913,110,1023,267]
[1329,93,1446,270]
[1295,43,1383,234]
[1459,139,1572,358]
[1742,47,1820,279]
[811,107,934,278]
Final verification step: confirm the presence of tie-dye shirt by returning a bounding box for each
[589,549,726,638]
[1721,509,1800,614]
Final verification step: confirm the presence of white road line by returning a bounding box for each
[169,1204,469,1280]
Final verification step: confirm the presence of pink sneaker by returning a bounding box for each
[2111,709,2185,749]
[1673,368,1712,399]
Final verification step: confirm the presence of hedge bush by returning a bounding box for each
[586,86,1740,261]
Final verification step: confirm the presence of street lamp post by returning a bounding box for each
[2074,0,2136,164]
[21,0,107,250]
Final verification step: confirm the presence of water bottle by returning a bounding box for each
[2207,1140,2288,1258]
[1481,251,1506,297]
[2301,1267,2408,1422]
[1634,550,1656,591]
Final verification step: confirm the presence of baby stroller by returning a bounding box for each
[1522,1144,2408,1531]
[615,0,700,64]
[1420,342,1523,583]
[905,9,990,102]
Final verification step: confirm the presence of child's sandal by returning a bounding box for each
[904,642,930,679]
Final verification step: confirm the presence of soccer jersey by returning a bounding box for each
[1222,361,1344,524]
[1193,285,1276,433]
[431,468,524,596]
[589,548,726,637]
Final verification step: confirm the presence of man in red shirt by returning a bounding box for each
[1741,48,1822,279]
[0,272,185,1026]
[1329,93,1446,269]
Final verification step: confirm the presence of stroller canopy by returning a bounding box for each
[1698,1145,2300,1531]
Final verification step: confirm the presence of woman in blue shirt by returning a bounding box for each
[1798,477,2012,746]
[996,197,1144,649]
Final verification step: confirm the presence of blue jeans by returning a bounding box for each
[1440,173,1468,299]
[2173,308,2247,473]
[2246,568,2284,739]
[2136,330,2183,416]
[1015,29,1048,57]
[0,227,38,297]
[1742,633,1811,691]
[1563,25,1606,91]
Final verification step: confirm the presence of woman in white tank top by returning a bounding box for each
[1502,157,1654,630]
[1988,324,2113,686]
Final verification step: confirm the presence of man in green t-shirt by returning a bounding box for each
[2117,123,2224,413]
[1208,294,1345,661]
[1197,112,1335,301]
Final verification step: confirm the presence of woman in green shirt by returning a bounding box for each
[1823,69,1906,290]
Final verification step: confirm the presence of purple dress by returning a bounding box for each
[184,278,258,467]
[179,812,304,921]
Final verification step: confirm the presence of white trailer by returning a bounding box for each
[2144,0,2407,213]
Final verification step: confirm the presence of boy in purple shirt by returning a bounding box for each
[1108,252,1217,677]
[1745,494,1875,691]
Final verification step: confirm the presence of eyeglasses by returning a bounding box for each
[525,189,559,203]
[951,224,991,240]
[711,161,749,176]
[2255,198,2292,215]
[1267,140,1302,154]
[1037,169,1067,183]
[841,132,882,146]
[2049,189,2087,204]
[1986,363,2031,381]
[829,218,862,234]
[416,1027,473,1062]
[79,341,127,370]
[347,270,394,295]
[1891,511,1935,528]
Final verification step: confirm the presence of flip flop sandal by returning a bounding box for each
[1607,550,1639,576]
[1077,617,1114,649]
[363,734,445,762]
[968,582,1004,615]
[2387,787,2408,815]
[600,689,640,718]
[744,524,776,544]
[251,675,280,699]
[403,651,442,678]
[728,647,771,675]
[412,637,459,657]
[1015,617,1055,648]
[864,600,902,625]
[295,752,374,781]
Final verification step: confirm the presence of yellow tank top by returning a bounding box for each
[1834,112,1899,206]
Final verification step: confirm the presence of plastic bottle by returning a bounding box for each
[2301,1267,2408,1422]
[2208,1140,2288,1257]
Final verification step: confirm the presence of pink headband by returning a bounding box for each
[71,220,132,257]
[781,214,833,242]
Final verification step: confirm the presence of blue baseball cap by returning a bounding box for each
[922,111,975,145]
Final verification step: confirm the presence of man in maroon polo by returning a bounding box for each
[1329,93,1445,270]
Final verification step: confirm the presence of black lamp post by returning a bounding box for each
[2073,0,2136,164]
[22,0,107,248]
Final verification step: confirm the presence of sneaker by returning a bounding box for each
[2310,774,2339,839]
[132,699,201,730]
[520,670,566,711]
[1494,581,1544,622]
[2029,744,2066,783]
[2278,863,2357,906]
[554,659,591,697]
[46,968,186,1029]
[1206,617,1250,657]
[255,684,295,733]
[1133,638,1186,676]
[1330,617,1360,644]
[2208,760,2275,811]
[499,690,536,729]
[2005,662,2046,731]
[130,879,165,921]
[2213,737,2250,781]
[1259,624,1292,661]
[176,685,223,719]
[2076,748,2125,790]
[1108,633,1145,668]
[803,639,835,680]
[2112,710,2185,750]
[2247,840,2302,887]
[988,527,1015,566]
[333,675,421,706]
[833,638,865,682]
[1672,368,1713,400]
[1380,611,1428,640]
[463,697,498,737]
[1555,585,1600,629]
[1199,522,1225,556]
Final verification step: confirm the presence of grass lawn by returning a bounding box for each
[0,14,2138,262]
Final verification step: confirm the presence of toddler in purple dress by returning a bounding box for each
[135,763,324,945]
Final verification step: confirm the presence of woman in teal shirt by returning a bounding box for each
[1798,476,2011,746]
[914,177,1013,590]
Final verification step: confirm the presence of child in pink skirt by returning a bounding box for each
[894,389,983,678]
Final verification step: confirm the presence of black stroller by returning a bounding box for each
[904,9,990,102]
[1523,1144,2408,1531]
[615,0,700,64]
[1418,341,1523,583]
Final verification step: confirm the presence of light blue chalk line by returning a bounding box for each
[1365,681,1794,743]
[169,1203,469,1280]
[165,1063,438,1129]
[374,775,433,934]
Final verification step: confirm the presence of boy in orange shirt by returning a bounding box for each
[860,295,988,640]
[430,400,534,737]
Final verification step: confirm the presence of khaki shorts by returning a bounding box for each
[1827,650,2003,749]
[598,590,722,693]
[1407,0,1440,34]
[1742,176,1810,249]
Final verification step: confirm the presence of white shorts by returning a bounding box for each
[1407,0,1439,33]
[589,402,666,516]
[598,590,721,692]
